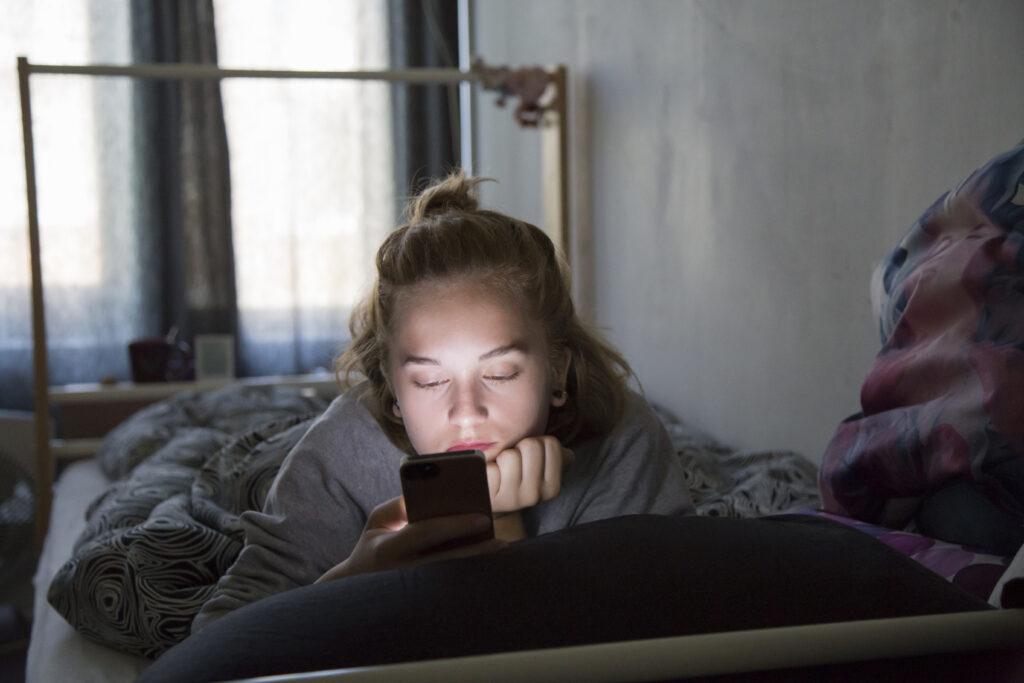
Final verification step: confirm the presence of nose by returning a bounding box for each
[448,381,487,427]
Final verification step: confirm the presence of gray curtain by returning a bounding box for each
[389,0,460,205]
[132,0,237,354]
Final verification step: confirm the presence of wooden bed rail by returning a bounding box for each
[24,62,479,83]
[226,608,1024,682]
[18,57,569,549]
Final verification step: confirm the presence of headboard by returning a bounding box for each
[17,56,570,547]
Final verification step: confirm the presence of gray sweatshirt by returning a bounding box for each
[192,387,693,632]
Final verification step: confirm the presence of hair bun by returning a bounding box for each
[408,170,489,221]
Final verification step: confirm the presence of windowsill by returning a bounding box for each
[48,371,339,403]
[46,372,340,459]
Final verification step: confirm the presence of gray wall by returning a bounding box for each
[472,0,1024,463]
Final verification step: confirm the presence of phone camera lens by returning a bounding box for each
[404,462,439,480]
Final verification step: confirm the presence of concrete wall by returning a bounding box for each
[471,0,1024,462]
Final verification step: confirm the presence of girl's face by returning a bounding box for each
[385,279,565,460]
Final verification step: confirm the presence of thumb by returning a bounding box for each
[367,496,409,532]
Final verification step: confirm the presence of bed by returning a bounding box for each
[20,56,1024,681]
[27,384,1024,682]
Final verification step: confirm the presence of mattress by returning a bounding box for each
[27,460,151,683]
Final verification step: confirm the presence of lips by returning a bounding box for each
[447,442,496,453]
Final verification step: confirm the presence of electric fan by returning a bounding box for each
[0,449,34,609]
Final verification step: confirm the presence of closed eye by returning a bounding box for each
[484,372,520,382]
[414,379,449,389]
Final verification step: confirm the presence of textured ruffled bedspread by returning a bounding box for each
[651,404,821,517]
[48,385,327,658]
[48,387,821,658]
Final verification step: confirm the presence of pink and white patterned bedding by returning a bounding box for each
[819,138,1024,556]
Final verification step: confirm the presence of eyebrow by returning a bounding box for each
[401,341,528,367]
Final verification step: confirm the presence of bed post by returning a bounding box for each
[541,65,570,261]
[18,57,53,550]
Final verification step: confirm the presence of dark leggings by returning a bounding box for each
[916,478,1024,557]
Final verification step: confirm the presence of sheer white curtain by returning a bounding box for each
[213,0,395,376]
[0,1,140,410]
[0,1,395,411]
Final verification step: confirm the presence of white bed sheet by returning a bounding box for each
[28,459,151,683]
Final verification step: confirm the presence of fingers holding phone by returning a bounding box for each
[316,495,502,583]
[488,435,574,514]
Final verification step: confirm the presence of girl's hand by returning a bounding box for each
[316,496,505,583]
[487,436,574,514]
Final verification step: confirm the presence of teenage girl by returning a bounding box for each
[193,172,693,631]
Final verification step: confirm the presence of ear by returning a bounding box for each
[392,400,402,419]
[551,347,572,408]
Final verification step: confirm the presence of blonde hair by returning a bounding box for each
[336,170,633,450]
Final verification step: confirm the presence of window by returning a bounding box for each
[2,1,397,410]
[0,0,137,406]
[214,0,394,373]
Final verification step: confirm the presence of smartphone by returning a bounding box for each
[399,449,494,548]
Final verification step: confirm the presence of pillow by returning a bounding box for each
[819,138,1024,553]
[137,514,989,683]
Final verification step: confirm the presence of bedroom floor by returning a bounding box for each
[0,605,28,683]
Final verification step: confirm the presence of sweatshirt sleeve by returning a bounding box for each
[192,393,401,633]
[571,391,695,525]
